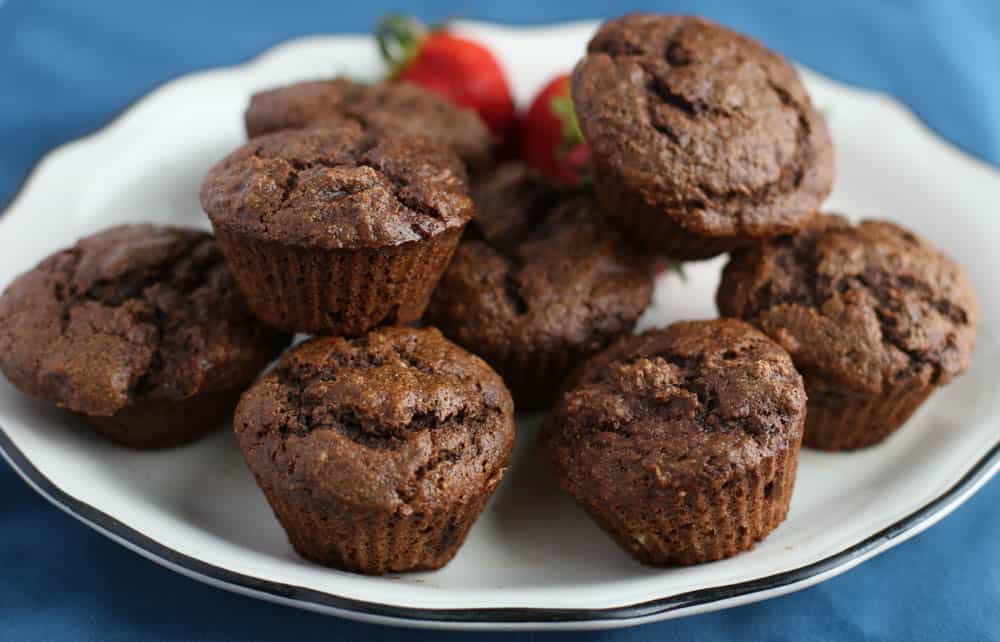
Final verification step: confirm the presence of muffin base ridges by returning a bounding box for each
[84,389,242,449]
[256,473,502,575]
[565,440,800,566]
[803,379,936,450]
[489,344,580,412]
[214,228,462,337]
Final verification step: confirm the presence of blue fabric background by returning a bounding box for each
[1,1,998,640]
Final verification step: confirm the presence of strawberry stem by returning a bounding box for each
[552,92,592,187]
[551,93,585,149]
[375,14,426,78]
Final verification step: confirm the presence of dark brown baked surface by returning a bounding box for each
[0,224,290,418]
[572,14,833,239]
[464,161,564,249]
[544,319,805,488]
[542,319,805,564]
[235,326,515,515]
[717,214,978,396]
[200,123,473,250]
[245,78,494,171]
[426,162,654,408]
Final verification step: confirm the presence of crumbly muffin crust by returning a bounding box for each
[427,163,653,408]
[717,215,977,395]
[0,224,289,422]
[237,327,515,510]
[235,327,515,573]
[200,122,473,249]
[573,15,833,243]
[542,319,805,564]
[546,320,805,487]
[245,78,494,171]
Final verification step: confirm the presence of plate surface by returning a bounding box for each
[2,20,999,631]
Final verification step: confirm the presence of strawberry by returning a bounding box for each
[522,74,591,187]
[652,257,687,280]
[376,14,516,140]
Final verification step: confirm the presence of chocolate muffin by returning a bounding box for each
[0,225,290,448]
[542,319,806,565]
[245,78,494,172]
[718,215,978,450]
[426,162,654,410]
[572,15,834,259]
[200,121,474,336]
[235,326,515,574]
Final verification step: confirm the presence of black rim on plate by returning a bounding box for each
[2,36,999,626]
[2,428,998,624]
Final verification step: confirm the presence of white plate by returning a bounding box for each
[2,20,999,632]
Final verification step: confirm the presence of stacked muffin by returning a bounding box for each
[0,13,977,574]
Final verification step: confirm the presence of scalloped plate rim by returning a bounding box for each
[2,21,999,631]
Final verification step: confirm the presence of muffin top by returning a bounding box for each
[463,161,565,248]
[572,14,833,238]
[235,327,516,513]
[718,215,978,395]
[543,319,805,498]
[245,78,494,171]
[0,225,289,417]
[426,163,653,386]
[200,122,474,249]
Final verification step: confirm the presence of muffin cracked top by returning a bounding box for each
[718,215,978,395]
[200,122,473,249]
[245,78,494,171]
[543,319,806,491]
[0,225,289,417]
[426,163,653,406]
[572,14,833,237]
[235,327,515,513]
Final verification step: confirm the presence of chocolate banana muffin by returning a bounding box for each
[718,214,977,450]
[245,78,494,172]
[0,225,290,448]
[542,319,806,566]
[200,121,474,336]
[572,14,834,259]
[235,326,515,574]
[426,162,654,410]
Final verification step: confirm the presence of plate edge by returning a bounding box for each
[3,22,1000,630]
[2,424,997,627]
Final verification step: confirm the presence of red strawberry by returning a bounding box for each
[652,256,687,279]
[522,74,591,187]
[376,14,516,140]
